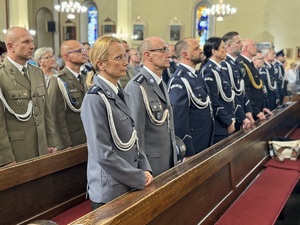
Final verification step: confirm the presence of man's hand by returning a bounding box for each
[144,171,153,186]
[256,112,266,120]
[1,160,16,168]
[245,112,255,125]
[242,118,251,129]
[263,108,273,116]
[227,121,235,134]
[48,147,57,154]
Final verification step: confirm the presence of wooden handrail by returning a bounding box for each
[70,101,300,225]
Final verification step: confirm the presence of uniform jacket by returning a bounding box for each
[47,67,86,150]
[168,64,213,156]
[273,60,287,103]
[81,75,151,203]
[201,59,235,137]
[119,64,137,88]
[237,55,264,117]
[0,58,56,165]
[221,56,253,124]
[259,62,277,110]
[125,67,177,176]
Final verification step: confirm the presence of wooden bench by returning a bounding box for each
[0,144,88,225]
[1,101,299,225]
[69,101,300,225]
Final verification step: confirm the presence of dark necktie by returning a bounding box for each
[159,81,166,97]
[22,67,30,83]
[117,89,125,103]
[78,74,84,87]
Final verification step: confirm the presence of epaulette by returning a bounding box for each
[134,74,145,84]
[174,69,183,77]
[55,71,65,77]
[87,85,101,94]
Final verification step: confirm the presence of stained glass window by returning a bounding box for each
[196,6,209,47]
[87,6,98,45]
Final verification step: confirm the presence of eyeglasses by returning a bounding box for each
[148,47,169,54]
[66,48,87,55]
[41,55,56,60]
[104,54,129,62]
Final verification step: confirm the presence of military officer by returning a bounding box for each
[236,39,273,121]
[0,27,56,167]
[221,31,254,130]
[125,36,178,176]
[168,38,213,160]
[47,40,88,150]
[259,47,278,111]
[201,37,236,144]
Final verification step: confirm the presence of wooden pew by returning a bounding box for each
[0,144,88,225]
[70,101,300,225]
[1,101,299,225]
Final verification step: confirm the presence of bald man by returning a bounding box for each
[125,36,177,176]
[47,40,88,150]
[236,39,272,121]
[0,27,56,167]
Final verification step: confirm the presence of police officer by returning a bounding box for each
[0,27,56,167]
[47,40,88,150]
[259,47,278,111]
[125,36,177,176]
[168,38,213,160]
[273,49,287,104]
[236,39,273,121]
[221,31,254,131]
[201,37,236,144]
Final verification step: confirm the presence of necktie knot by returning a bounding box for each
[22,67,30,83]
[117,89,125,102]
[78,74,84,87]
[159,81,166,97]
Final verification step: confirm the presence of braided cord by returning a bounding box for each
[98,91,137,151]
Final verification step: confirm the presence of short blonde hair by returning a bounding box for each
[86,35,121,88]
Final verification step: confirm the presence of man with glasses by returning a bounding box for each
[125,36,178,176]
[237,39,272,121]
[0,27,56,167]
[48,40,88,150]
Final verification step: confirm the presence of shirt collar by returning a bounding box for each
[7,56,27,73]
[180,63,196,75]
[209,58,222,69]
[98,74,118,94]
[227,54,236,61]
[143,66,163,85]
[241,54,252,63]
[66,66,81,79]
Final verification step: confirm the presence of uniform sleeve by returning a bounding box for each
[203,68,232,127]
[47,76,72,149]
[81,94,146,189]
[0,100,15,165]
[124,82,147,153]
[259,67,269,109]
[168,77,196,156]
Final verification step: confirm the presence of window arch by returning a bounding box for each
[193,0,214,47]
[80,1,98,45]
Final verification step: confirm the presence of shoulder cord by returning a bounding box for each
[242,62,263,89]
[98,91,138,151]
[224,61,244,96]
[57,77,81,113]
[0,88,32,121]
[180,77,210,109]
[211,69,235,102]
[139,84,169,126]
[265,68,277,91]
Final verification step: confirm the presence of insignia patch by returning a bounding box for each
[204,77,213,82]
[23,92,28,97]
[69,89,77,93]
[149,78,154,83]
[170,84,183,89]
[105,90,111,96]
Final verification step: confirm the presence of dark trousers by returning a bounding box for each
[91,201,105,210]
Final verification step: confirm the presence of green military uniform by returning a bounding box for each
[0,58,56,166]
[47,67,86,150]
